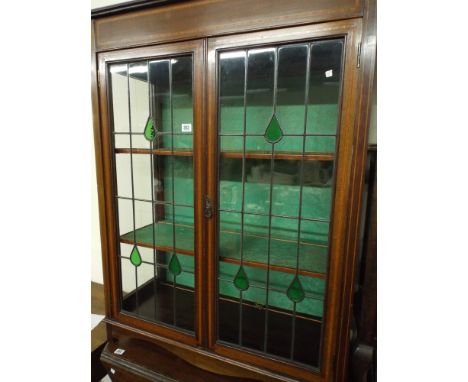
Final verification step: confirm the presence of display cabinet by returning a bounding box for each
[92,1,376,381]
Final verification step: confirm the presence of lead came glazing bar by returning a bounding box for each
[116,195,192,208]
[114,131,197,136]
[218,132,336,137]
[263,46,279,353]
[237,49,248,346]
[289,42,312,359]
[218,208,330,224]
[126,63,140,315]
[169,58,178,326]
[147,59,159,321]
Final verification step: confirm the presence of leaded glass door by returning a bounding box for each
[207,21,361,379]
[99,41,205,344]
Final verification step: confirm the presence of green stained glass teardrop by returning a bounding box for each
[233,266,249,291]
[143,116,156,141]
[129,246,142,267]
[286,275,305,303]
[168,254,182,276]
[264,114,283,144]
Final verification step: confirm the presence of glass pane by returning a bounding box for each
[307,40,343,135]
[276,44,308,135]
[114,134,151,150]
[166,156,194,206]
[219,210,242,259]
[217,40,344,369]
[305,135,336,153]
[219,157,241,211]
[219,51,246,134]
[149,59,171,134]
[172,56,193,149]
[115,154,132,198]
[129,62,149,137]
[109,55,195,333]
[110,64,129,133]
[132,154,152,201]
[120,257,136,298]
[244,159,271,215]
[246,48,275,135]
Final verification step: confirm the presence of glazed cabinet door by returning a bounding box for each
[98,40,205,346]
[206,20,362,381]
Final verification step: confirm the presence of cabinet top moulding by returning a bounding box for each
[92,0,363,52]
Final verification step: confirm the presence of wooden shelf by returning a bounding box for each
[120,221,327,277]
[114,148,333,161]
[219,257,325,279]
[120,221,194,256]
[115,148,193,156]
[221,150,334,161]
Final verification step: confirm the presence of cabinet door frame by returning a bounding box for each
[206,19,362,381]
[97,39,206,347]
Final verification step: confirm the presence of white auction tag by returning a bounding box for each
[181,123,192,132]
[113,348,125,355]
[110,368,116,374]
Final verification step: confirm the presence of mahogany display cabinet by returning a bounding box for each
[91,1,376,381]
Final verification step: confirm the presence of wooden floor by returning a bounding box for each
[92,282,107,382]
[92,282,106,351]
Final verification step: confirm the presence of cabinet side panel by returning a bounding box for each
[92,19,113,319]
[334,0,376,380]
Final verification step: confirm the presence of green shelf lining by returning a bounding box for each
[120,220,328,274]
[120,221,194,254]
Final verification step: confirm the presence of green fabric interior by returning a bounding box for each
[121,220,328,274]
